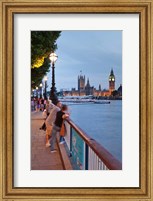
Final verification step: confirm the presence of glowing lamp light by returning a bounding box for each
[49,52,58,63]
[44,76,48,81]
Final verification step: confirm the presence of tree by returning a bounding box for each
[112,90,119,97]
[31,31,61,88]
[31,57,50,89]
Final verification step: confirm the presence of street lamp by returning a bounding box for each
[44,76,48,100]
[36,86,38,98]
[39,83,43,98]
[32,89,35,97]
[49,52,58,104]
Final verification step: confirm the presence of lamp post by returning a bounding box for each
[49,52,58,104]
[39,83,43,98]
[36,86,38,98]
[32,89,35,98]
[44,76,48,100]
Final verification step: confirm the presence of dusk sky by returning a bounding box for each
[46,31,122,91]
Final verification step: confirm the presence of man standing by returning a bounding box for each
[50,104,69,153]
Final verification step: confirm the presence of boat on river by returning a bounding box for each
[93,100,111,104]
[59,96,110,104]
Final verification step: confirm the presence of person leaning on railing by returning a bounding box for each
[46,100,54,116]
[39,100,54,131]
[59,106,70,144]
[50,104,69,153]
[45,101,62,147]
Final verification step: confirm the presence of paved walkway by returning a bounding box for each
[31,111,64,170]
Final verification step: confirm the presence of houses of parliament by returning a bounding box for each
[62,69,122,97]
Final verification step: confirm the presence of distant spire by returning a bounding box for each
[99,84,101,91]
[110,68,114,76]
[86,77,90,88]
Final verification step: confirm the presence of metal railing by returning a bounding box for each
[64,118,122,170]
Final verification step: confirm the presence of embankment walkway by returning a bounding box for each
[31,111,64,170]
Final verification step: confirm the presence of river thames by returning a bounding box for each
[68,100,122,162]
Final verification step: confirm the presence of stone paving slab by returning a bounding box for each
[31,111,64,170]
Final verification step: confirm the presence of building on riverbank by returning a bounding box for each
[61,69,122,98]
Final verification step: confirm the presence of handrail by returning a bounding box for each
[65,118,122,170]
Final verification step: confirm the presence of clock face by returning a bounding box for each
[109,78,115,81]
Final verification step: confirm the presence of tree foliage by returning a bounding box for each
[112,90,119,97]
[31,57,50,89]
[31,31,61,88]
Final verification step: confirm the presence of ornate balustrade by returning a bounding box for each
[64,119,122,170]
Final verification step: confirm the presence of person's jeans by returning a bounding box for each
[50,125,60,151]
[59,136,64,142]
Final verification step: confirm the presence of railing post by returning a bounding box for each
[69,126,72,157]
[85,143,89,170]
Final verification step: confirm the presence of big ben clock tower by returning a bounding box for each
[109,69,115,93]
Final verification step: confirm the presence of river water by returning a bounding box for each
[68,100,122,162]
